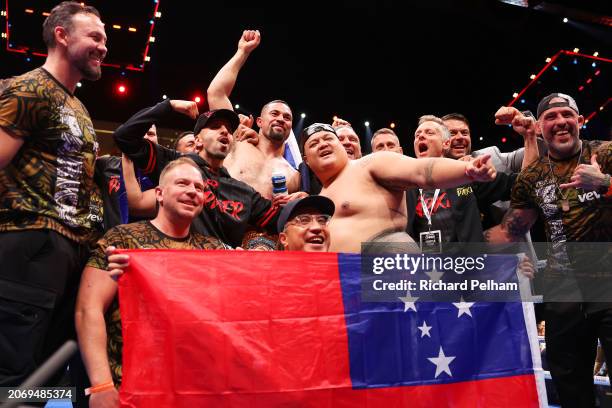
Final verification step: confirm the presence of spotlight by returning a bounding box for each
[512,92,518,98]
[593,51,599,57]
[562,17,568,23]
[76,82,82,88]
[520,99,525,104]
[552,66,558,71]
[501,137,507,143]
[390,122,396,129]
[149,36,156,43]
[194,96,202,104]
[479,137,483,141]
[573,48,579,53]
[592,62,597,68]
[545,57,551,63]
[365,121,370,127]
[117,85,126,94]
[301,113,306,118]
[162,94,167,100]
[529,74,536,79]
[235,104,240,109]
[155,11,162,18]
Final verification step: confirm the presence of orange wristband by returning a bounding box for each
[84,380,115,396]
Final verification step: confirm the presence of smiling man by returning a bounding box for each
[498,93,612,407]
[300,123,497,253]
[277,195,335,252]
[113,100,287,248]
[0,1,108,385]
[76,158,225,407]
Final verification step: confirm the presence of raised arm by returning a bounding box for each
[121,154,156,217]
[494,106,539,170]
[207,30,261,110]
[366,151,497,191]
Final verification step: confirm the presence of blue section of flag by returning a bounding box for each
[337,253,534,388]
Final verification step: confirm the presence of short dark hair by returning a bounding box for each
[441,113,470,128]
[173,131,194,150]
[260,99,292,117]
[371,128,399,147]
[42,1,101,49]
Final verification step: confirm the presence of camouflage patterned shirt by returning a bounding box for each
[0,68,103,244]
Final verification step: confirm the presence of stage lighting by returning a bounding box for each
[592,62,597,68]
[593,51,599,57]
[76,82,82,88]
[529,74,536,79]
[552,66,558,71]
[117,85,127,94]
[162,94,167,99]
[235,104,240,109]
[573,48,579,53]
[512,92,518,98]
[479,137,483,141]
[301,113,306,118]
[501,137,507,143]
[365,121,370,127]
[194,96,202,104]
[562,18,568,23]
[390,122,396,129]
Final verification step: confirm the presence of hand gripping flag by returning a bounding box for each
[117,250,546,407]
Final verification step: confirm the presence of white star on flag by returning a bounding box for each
[425,267,444,283]
[452,297,475,318]
[418,321,432,338]
[398,290,418,312]
[427,346,456,378]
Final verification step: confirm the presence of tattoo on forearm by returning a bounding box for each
[501,209,531,237]
[425,160,435,187]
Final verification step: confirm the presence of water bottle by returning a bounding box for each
[271,171,287,197]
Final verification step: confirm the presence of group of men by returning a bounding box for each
[0,3,611,408]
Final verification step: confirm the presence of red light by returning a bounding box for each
[595,70,601,76]
[578,85,585,91]
[501,137,507,143]
[586,78,592,84]
[194,96,202,104]
[117,84,126,94]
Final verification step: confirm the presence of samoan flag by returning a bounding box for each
[117,250,546,407]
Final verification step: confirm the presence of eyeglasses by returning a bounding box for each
[288,214,331,227]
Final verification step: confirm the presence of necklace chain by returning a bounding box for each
[547,141,583,201]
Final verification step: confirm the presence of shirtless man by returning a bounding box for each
[299,123,497,253]
[207,30,299,199]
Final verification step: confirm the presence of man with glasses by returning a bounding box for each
[277,196,335,252]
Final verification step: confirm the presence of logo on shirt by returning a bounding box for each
[109,176,121,194]
[415,192,450,218]
[578,191,601,203]
[456,186,473,197]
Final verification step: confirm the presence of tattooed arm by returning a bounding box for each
[364,151,496,191]
[497,207,538,242]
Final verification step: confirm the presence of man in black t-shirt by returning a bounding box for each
[113,99,301,247]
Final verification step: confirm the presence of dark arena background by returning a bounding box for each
[0,1,610,407]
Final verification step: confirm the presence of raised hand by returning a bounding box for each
[560,154,608,191]
[494,106,536,139]
[238,30,261,54]
[170,100,199,119]
[465,154,497,182]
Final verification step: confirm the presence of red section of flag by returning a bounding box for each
[118,250,541,407]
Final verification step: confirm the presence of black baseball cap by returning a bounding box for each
[193,109,239,135]
[537,93,579,119]
[277,195,335,232]
[299,123,338,154]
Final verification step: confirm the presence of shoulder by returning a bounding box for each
[191,232,226,249]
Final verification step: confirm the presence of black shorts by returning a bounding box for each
[0,229,89,386]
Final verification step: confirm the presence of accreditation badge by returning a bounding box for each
[419,230,442,253]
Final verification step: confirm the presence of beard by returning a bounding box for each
[266,128,287,143]
[69,49,102,81]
